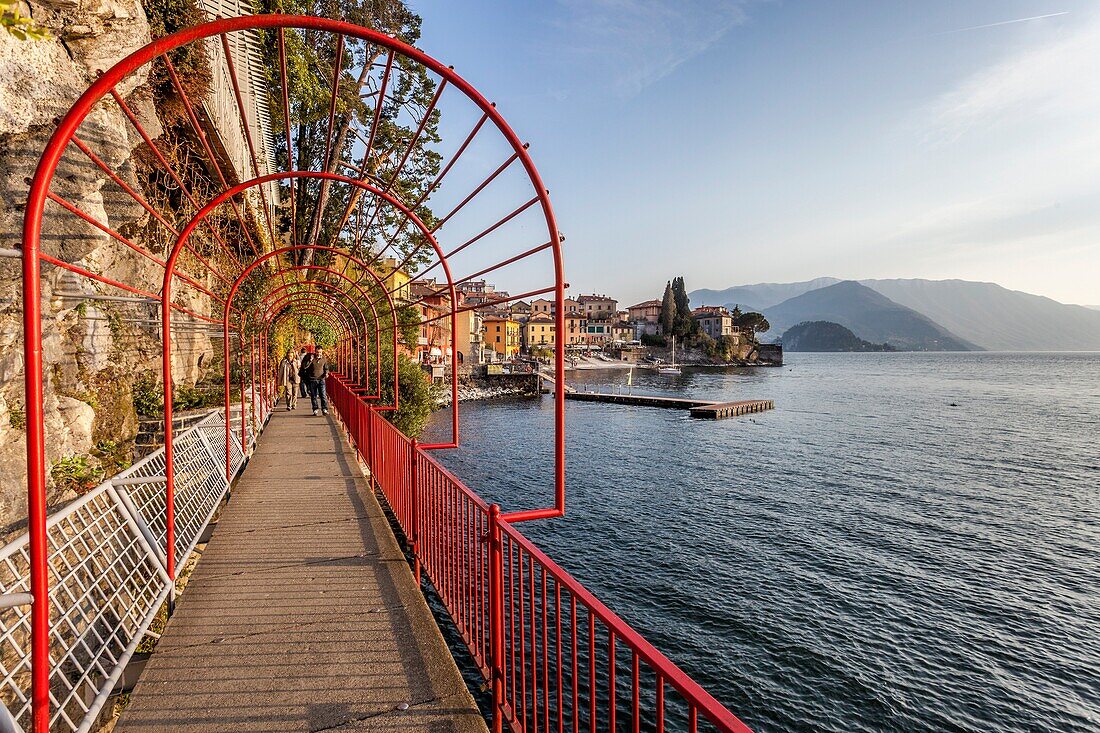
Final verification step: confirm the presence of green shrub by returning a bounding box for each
[92,440,132,475]
[387,355,437,438]
[132,375,164,416]
[50,455,105,495]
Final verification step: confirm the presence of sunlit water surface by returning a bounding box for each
[422,352,1099,732]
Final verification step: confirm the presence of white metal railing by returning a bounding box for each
[0,401,268,733]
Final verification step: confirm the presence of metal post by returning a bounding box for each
[489,503,505,733]
[239,339,247,452]
[249,335,256,433]
[366,405,374,491]
[411,438,420,584]
[21,178,50,733]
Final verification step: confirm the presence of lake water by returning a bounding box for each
[421,352,1099,733]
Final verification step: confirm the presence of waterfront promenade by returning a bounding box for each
[115,410,486,733]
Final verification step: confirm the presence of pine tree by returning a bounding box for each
[659,281,675,335]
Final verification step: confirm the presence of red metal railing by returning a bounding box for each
[328,375,753,733]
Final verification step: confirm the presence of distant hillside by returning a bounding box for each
[781,321,894,352]
[762,281,976,351]
[690,277,841,311]
[860,279,1100,351]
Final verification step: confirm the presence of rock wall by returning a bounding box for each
[0,1,214,534]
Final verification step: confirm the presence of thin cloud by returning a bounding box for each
[923,10,1098,142]
[933,11,1069,35]
[552,0,756,97]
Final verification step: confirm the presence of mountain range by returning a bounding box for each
[690,278,1100,351]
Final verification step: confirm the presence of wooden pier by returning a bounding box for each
[688,399,774,419]
[564,392,713,409]
[562,391,774,419]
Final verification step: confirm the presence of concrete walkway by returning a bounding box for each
[116,409,487,733]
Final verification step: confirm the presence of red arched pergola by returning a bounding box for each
[12,14,753,733]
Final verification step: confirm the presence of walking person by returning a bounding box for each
[297,347,312,400]
[305,345,329,416]
[277,349,299,410]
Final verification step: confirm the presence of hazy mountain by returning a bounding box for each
[859,279,1100,351]
[781,321,894,352]
[762,281,977,351]
[692,276,1100,351]
[690,277,841,311]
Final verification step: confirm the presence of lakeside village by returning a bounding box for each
[380,262,783,402]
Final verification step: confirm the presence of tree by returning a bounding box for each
[257,0,441,270]
[717,334,740,360]
[659,281,674,335]
[671,277,696,338]
[735,311,770,336]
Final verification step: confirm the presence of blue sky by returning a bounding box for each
[411,1,1099,306]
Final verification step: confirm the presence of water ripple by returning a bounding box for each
[424,352,1100,732]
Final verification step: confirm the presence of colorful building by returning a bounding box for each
[563,312,586,348]
[577,294,618,319]
[583,318,614,346]
[482,314,521,358]
[453,298,483,367]
[628,299,662,324]
[523,313,556,350]
[531,298,553,315]
[380,257,411,302]
[693,306,737,339]
[409,280,453,376]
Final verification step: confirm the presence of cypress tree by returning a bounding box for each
[659,281,675,335]
[671,277,694,337]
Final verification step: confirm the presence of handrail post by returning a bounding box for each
[488,503,506,733]
[366,404,375,491]
[410,438,421,584]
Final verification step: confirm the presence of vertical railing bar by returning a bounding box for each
[632,651,640,733]
[542,568,549,733]
[555,581,564,733]
[656,675,665,733]
[571,594,579,733]
[588,612,596,733]
[608,630,617,733]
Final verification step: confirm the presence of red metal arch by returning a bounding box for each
[261,293,374,390]
[20,15,568,732]
[257,277,387,397]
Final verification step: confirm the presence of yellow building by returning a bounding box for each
[563,312,586,347]
[523,313,555,350]
[482,314,520,358]
[453,306,483,366]
[380,257,410,302]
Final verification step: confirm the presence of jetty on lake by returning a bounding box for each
[562,389,774,419]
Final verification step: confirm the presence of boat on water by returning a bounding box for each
[658,335,682,374]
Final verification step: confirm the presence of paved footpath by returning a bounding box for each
[116,409,487,733]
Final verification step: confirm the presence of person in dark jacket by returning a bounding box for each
[305,346,329,415]
[297,347,311,399]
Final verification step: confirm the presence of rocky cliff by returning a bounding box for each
[0,0,214,534]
